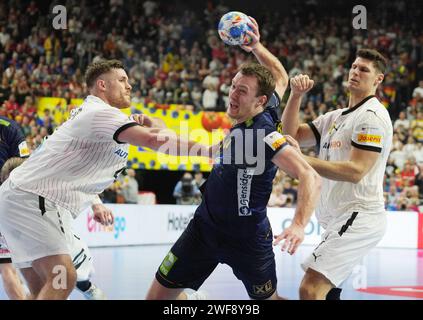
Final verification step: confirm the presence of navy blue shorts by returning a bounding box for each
[156,215,277,299]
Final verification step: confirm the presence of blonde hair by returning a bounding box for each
[1,157,26,183]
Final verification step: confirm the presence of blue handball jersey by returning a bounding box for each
[0,116,27,169]
[196,94,288,238]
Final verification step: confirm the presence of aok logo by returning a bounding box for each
[322,141,342,149]
[87,213,126,239]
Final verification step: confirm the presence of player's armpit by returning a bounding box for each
[297,123,318,147]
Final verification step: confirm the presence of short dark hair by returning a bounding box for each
[85,59,125,88]
[356,49,387,74]
[239,63,275,102]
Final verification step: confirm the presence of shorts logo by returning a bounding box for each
[264,132,286,151]
[357,134,381,144]
[253,280,273,295]
[159,251,178,276]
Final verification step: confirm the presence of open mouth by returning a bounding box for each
[229,102,239,112]
[350,78,359,84]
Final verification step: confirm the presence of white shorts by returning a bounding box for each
[61,209,95,281]
[0,179,71,268]
[301,211,387,287]
[0,232,12,263]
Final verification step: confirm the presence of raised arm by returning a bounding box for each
[241,17,289,99]
[281,74,317,147]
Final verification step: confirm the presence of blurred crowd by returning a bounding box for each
[0,0,422,209]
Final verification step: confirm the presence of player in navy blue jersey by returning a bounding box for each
[0,116,29,299]
[146,18,322,300]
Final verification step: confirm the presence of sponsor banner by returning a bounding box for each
[73,204,196,247]
[73,205,419,249]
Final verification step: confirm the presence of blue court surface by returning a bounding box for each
[1,244,422,300]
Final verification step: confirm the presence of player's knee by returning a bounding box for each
[299,281,319,300]
[0,264,18,279]
[146,278,180,300]
[45,264,77,294]
[65,266,77,291]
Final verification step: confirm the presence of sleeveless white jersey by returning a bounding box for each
[308,96,393,228]
[9,95,138,217]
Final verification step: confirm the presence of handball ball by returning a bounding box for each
[218,11,253,46]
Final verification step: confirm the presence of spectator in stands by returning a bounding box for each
[202,84,218,111]
[268,184,287,207]
[394,111,410,131]
[401,160,416,187]
[173,172,201,205]
[282,178,298,203]
[411,112,423,142]
[121,169,139,204]
[193,171,206,190]
[412,80,423,102]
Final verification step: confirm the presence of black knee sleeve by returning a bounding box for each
[76,280,92,292]
[326,288,342,300]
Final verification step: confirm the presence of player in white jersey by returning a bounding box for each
[0,60,212,300]
[281,49,392,299]
[1,157,106,300]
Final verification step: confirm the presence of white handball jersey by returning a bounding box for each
[308,96,393,228]
[9,95,138,217]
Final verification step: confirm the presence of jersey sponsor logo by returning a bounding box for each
[159,251,178,276]
[18,141,30,157]
[114,148,128,158]
[237,168,254,216]
[357,133,382,144]
[263,132,286,151]
[322,140,342,149]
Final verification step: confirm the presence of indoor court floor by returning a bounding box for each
[1,244,422,300]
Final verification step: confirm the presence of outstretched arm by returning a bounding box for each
[271,146,321,255]
[117,125,211,158]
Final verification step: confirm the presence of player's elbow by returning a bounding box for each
[349,167,367,184]
[300,167,322,192]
